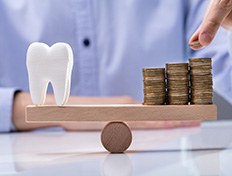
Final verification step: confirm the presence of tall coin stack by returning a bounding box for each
[166,63,189,105]
[143,68,166,105]
[189,58,213,104]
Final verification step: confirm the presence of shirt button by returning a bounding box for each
[83,38,90,47]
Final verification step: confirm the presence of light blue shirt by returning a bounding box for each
[0,0,231,132]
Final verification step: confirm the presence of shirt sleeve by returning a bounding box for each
[185,0,232,104]
[229,32,232,57]
[0,87,20,132]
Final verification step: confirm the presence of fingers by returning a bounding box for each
[67,96,140,105]
[189,28,204,50]
[62,121,201,131]
[62,122,107,131]
[189,0,232,50]
[222,11,232,29]
[128,121,201,129]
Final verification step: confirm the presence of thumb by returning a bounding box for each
[190,0,232,49]
[199,0,232,46]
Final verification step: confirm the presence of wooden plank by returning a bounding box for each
[26,104,217,122]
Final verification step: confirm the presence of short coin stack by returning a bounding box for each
[166,63,189,105]
[143,68,166,105]
[189,58,213,104]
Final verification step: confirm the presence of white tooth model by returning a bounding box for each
[26,42,73,106]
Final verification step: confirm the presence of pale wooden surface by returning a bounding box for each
[26,104,217,122]
[101,121,132,153]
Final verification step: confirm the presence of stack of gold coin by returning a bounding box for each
[143,68,166,105]
[166,63,189,105]
[189,58,213,104]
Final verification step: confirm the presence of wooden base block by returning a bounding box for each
[101,122,132,153]
[26,104,217,122]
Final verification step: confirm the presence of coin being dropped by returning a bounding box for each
[189,40,203,48]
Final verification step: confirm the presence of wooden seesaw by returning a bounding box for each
[26,104,217,153]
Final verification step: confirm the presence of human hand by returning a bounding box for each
[189,0,232,50]
[13,92,200,131]
[64,96,201,131]
[13,92,140,131]
[63,121,200,131]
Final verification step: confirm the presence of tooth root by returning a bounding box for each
[50,43,73,106]
[29,79,49,105]
[27,42,49,105]
[52,77,70,106]
[64,79,71,104]
[49,43,73,106]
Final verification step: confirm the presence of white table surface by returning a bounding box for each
[1,120,232,176]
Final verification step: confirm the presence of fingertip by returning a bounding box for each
[189,30,205,50]
[199,32,214,46]
[181,120,201,125]
[189,40,204,50]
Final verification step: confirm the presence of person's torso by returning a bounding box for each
[0,0,192,101]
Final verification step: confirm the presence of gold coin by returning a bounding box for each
[189,58,211,64]
[166,63,188,70]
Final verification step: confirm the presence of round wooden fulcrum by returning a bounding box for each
[101,121,132,153]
